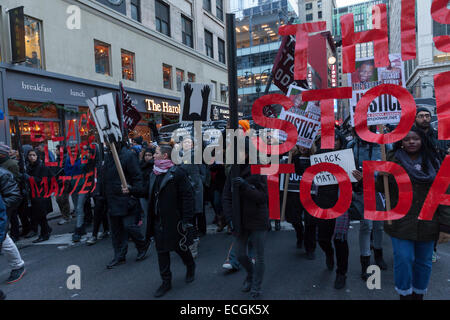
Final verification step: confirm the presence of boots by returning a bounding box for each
[360,255,371,281]
[412,292,424,300]
[374,249,388,270]
[72,228,82,242]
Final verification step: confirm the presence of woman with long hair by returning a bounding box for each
[378,125,450,300]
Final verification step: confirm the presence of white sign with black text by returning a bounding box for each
[310,149,358,186]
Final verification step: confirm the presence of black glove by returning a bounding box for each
[232,177,248,189]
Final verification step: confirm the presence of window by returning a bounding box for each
[433,20,450,62]
[306,13,313,21]
[218,38,225,64]
[318,11,322,19]
[205,30,214,58]
[24,16,43,69]
[121,50,135,81]
[182,15,193,48]
[211,81,217,100]
[318,1,322,9]
[131,0,141,22]
[188,72,195,82]
[306,3,313,10]
[155,0,170,36]
[163,64,172,89]
[216,0,224,21]
[176,69,184,91]
[220,84,227,103]
[94,40,111,76]
[203,0,211,12]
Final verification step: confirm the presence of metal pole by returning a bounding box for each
[226,13,241,232]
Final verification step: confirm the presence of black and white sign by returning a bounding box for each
[310,149,357,186]
[180,83,212,122]
[87,93,122,144]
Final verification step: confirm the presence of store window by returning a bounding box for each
[121,50,135,81]
[433,20,450,63]
[203,0,212,13]
[188,72,195,82]
[218,38,226,64]
[182,15,193,48]
[216,0,224,21]
[156,0,170,36]
[211,81,217,101]
[318,11,322,19]
[94,40,111,76]
[306,3,313,10]
[131,0,141,22]
[163,64,172,89]
[24,16,43,69]
[176,69,184,91]
[205,30,214,58]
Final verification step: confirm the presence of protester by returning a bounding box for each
[139,147,155,242]
[311,132,350,289]
[223,137,269,299]
[0,194,8,299]
[87,145,110,245]
[55,146,72,226]
[26,149,53,243]
[140,142,196,298]
[104,141,149,269]
[0,165,25,284]
[348,130,388,280]
[377,126,450,300]
[209,162,226,232]
[415,107,449,160]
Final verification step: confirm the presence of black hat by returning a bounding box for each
[133,136,143,145]
[416,107,431,115]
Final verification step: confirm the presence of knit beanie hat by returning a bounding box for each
[416,107,431,115]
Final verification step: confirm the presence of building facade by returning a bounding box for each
[298,0,335,30]
[389,0,450,99]
[0,0,229,146]
[229,0,299,116]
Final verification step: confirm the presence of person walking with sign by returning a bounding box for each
[376,126,450,300]
[311,131,350,290]
[104,141,149,269]
[139,142,196,298]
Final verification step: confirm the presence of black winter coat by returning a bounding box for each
[26,160,52,215]
[104,146,144,217]
[223,164,269,233]
[0,167,22,213]
[140,159,154,187]
[146,166,195,252]
[283,155,311,225]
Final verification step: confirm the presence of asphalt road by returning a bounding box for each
[0,209,449,300]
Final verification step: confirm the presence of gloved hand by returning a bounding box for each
[232,177,248,189]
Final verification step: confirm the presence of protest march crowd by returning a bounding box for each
[0,102,449,301]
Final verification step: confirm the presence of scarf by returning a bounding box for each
[153,159,174,175]
[395,149,437,183]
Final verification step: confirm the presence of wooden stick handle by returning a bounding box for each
[110,142,128,189]
[280,150,293,222]
[378,125,392,225]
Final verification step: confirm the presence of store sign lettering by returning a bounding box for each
[21,81,52,93]
[145,99,180,114]
[70,89,86,97]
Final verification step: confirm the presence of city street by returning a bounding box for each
[1,209,449,300]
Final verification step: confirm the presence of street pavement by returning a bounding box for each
[0,206,449,300]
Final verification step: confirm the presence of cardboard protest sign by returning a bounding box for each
[180,82,212,122]
[280,171,302,193]
[349,54,406,126]
[278,109,320,148]
[310,148,358,186]
[120,83,142,132]
[87,93,122,144]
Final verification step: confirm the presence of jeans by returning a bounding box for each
[109,214,146,260]
[359,219,384,256]
[157,247,195,283]
[391,237,434,295]
[236,230,266,294]
[72,193,87,229]
[1,234,25,270]
[226,239,254,269]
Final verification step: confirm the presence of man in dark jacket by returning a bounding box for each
[104,143,149,269]
[0,195,8,299]
[0,167,25,284]
[415,107,449,160]
[142,143,195,298]
[222,140,269,299]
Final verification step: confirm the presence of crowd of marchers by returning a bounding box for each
[0,106,449,300]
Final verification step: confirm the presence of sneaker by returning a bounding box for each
[432,251,437,263]
[86,236,97,246]
[58,219,70,225]
[7,266,26,284]
[154,282,171,298]
[222,262,233,270]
